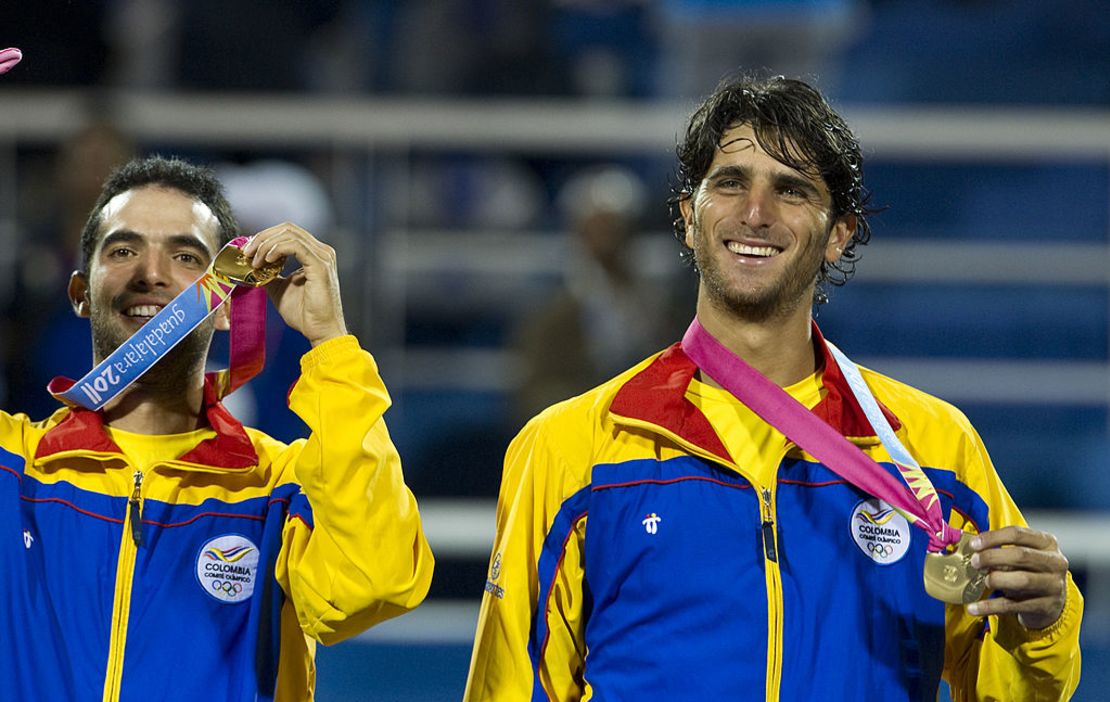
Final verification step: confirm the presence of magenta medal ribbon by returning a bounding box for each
[0,48,21,75]
[681,318,963,554]
[49,236,269,410]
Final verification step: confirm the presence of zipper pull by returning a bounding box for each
[129,471,144,547]
[761,487,777,562]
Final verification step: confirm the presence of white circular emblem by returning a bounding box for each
[849,498,911,565]
[195,534,260,604]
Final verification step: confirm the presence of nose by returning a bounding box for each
[739,183,777,229]
[130,252,172,289]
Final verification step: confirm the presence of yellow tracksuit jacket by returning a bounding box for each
[466,333,1082,701]
[0,335,434,701]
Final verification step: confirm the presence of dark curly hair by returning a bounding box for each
[671,74,874,297]
[79,155,239,274]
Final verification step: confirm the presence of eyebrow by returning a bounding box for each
[706,164,823,198]
[99,230,214,258]
[774,172,822,198]
[706,164,751,182]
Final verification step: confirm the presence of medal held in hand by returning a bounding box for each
[923,532,988,604]
[213,246,285,287]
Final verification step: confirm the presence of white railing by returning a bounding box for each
[0,90,1108,158]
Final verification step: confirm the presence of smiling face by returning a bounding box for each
[679,123,853,322]
[69,185,222,371]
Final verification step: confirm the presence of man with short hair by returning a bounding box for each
[0,156,434,700]
[464,76,1081,700]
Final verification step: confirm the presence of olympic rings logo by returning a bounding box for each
[867,542,895,558]
[211,579,244,596]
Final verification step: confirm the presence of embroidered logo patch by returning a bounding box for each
[641,513,662,534]
[850,499,911,565]
[484,551,505,599]
[195,534,259,604]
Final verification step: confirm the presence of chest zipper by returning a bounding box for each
[761,487,777,562]
[104,469,145,701]
[760,484,784,701]
[128,471,143,547]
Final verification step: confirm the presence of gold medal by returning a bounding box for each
[213,247,285,287]
[923,532,987,604]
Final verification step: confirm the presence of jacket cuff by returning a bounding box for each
[300,335,363,374]
[991,572,1082,650]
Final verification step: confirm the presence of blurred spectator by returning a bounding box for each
[654,0,865,97]
[836,0,1110,105]
[390,157,545,231]
[215,159,335,442]
[549,0,658,97]
[103,0,180,90]
[511,165,679,423]
[3,121,135,417]
[388,0,551,95]
[303,1,381,93]
[105,0,373,93]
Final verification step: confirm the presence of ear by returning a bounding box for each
[213,300,231,331]
[678,195,696,249]
[825,214,856,263]
[68,271,91,318]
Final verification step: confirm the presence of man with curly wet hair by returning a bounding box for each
[465,74,1081,701]
[671,74,871,303]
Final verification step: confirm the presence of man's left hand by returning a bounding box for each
[242,223,348,347]
[967,526,1069,630]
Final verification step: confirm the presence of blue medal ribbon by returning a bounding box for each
[49,238,264,411]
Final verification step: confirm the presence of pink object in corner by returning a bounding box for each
[0,47,22,75]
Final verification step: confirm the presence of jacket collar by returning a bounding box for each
[35,376,258,471]
[608,323,901,464]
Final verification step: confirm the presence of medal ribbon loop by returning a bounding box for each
[681,318,963,553]
[49,236,272,411]
[0,47,22,75]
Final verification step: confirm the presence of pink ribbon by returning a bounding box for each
[682,318,962,553]
[0,48,22,75]
[206,236,267,399]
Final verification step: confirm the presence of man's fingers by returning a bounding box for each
[972,526,1057,552]
[232,223,347,346]
[967,594,1061,619]
[964,526,1069,631]
[984,570,1066,598]
[242,223,332,268]
[972,544,1068,573]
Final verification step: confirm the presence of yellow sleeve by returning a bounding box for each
[943,426,1083,701]
[464,416,590,702]
[274,335,434,645]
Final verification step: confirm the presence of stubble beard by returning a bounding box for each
[690,217,830,324]
[90,307,214,391]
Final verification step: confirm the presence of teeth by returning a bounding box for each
[727,242,779,257]
[125,305,163,318]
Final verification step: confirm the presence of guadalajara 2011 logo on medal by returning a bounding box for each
[850,498,911,565]
[196,534,260,604]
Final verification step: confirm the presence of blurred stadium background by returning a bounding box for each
[1,0,1108,699]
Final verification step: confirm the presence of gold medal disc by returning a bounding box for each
[923,532,987,604]
[213,247,285,287]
